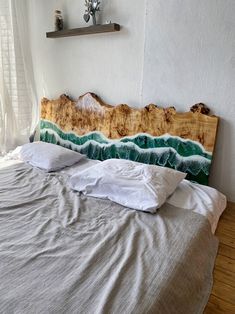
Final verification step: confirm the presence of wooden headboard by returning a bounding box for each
[40,93,219,185]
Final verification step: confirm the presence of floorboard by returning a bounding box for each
[204,202,235,314]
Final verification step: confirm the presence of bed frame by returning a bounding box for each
[40,93,219,185]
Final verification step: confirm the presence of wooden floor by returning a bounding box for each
[204,202,235,314]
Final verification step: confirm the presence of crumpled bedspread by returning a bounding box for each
[0,162,218,314]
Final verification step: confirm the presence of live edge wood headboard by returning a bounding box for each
[40,92,219,185]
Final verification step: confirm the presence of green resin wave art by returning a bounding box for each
[40,120,212,185]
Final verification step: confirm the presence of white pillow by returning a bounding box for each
[166,179,227,233]
[69,159,186,213]
[20,142,85,172]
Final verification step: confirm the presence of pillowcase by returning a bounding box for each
[69,158,186,213]
[166,179,227,234]
[20,141,85,172]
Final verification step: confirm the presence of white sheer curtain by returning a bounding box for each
[0,0,37,155]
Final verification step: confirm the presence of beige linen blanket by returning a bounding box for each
[0,162,218,314]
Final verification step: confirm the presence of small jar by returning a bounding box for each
[55,10,63,31]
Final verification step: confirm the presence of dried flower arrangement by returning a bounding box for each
[83,0,101,25]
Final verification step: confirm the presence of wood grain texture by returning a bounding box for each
[204,202,235,314]
[205,296,235,314]
[46,23,120,38]
[41,92,218,153]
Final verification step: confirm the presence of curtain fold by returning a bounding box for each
[11,0,38,132]
[0,0,38,155]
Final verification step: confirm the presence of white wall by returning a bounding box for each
[28,0,235,201]
[28,0,146,107]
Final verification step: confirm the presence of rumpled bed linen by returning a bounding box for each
[0,162,218,314]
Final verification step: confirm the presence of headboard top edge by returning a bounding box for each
[41,92,217,118]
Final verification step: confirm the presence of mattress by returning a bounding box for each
[0,159,220,314]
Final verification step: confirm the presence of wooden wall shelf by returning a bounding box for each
[46,23,120,38]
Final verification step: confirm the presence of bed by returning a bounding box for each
[0,93,226,314]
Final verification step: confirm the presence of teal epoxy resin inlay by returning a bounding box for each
[40,120,212,185]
